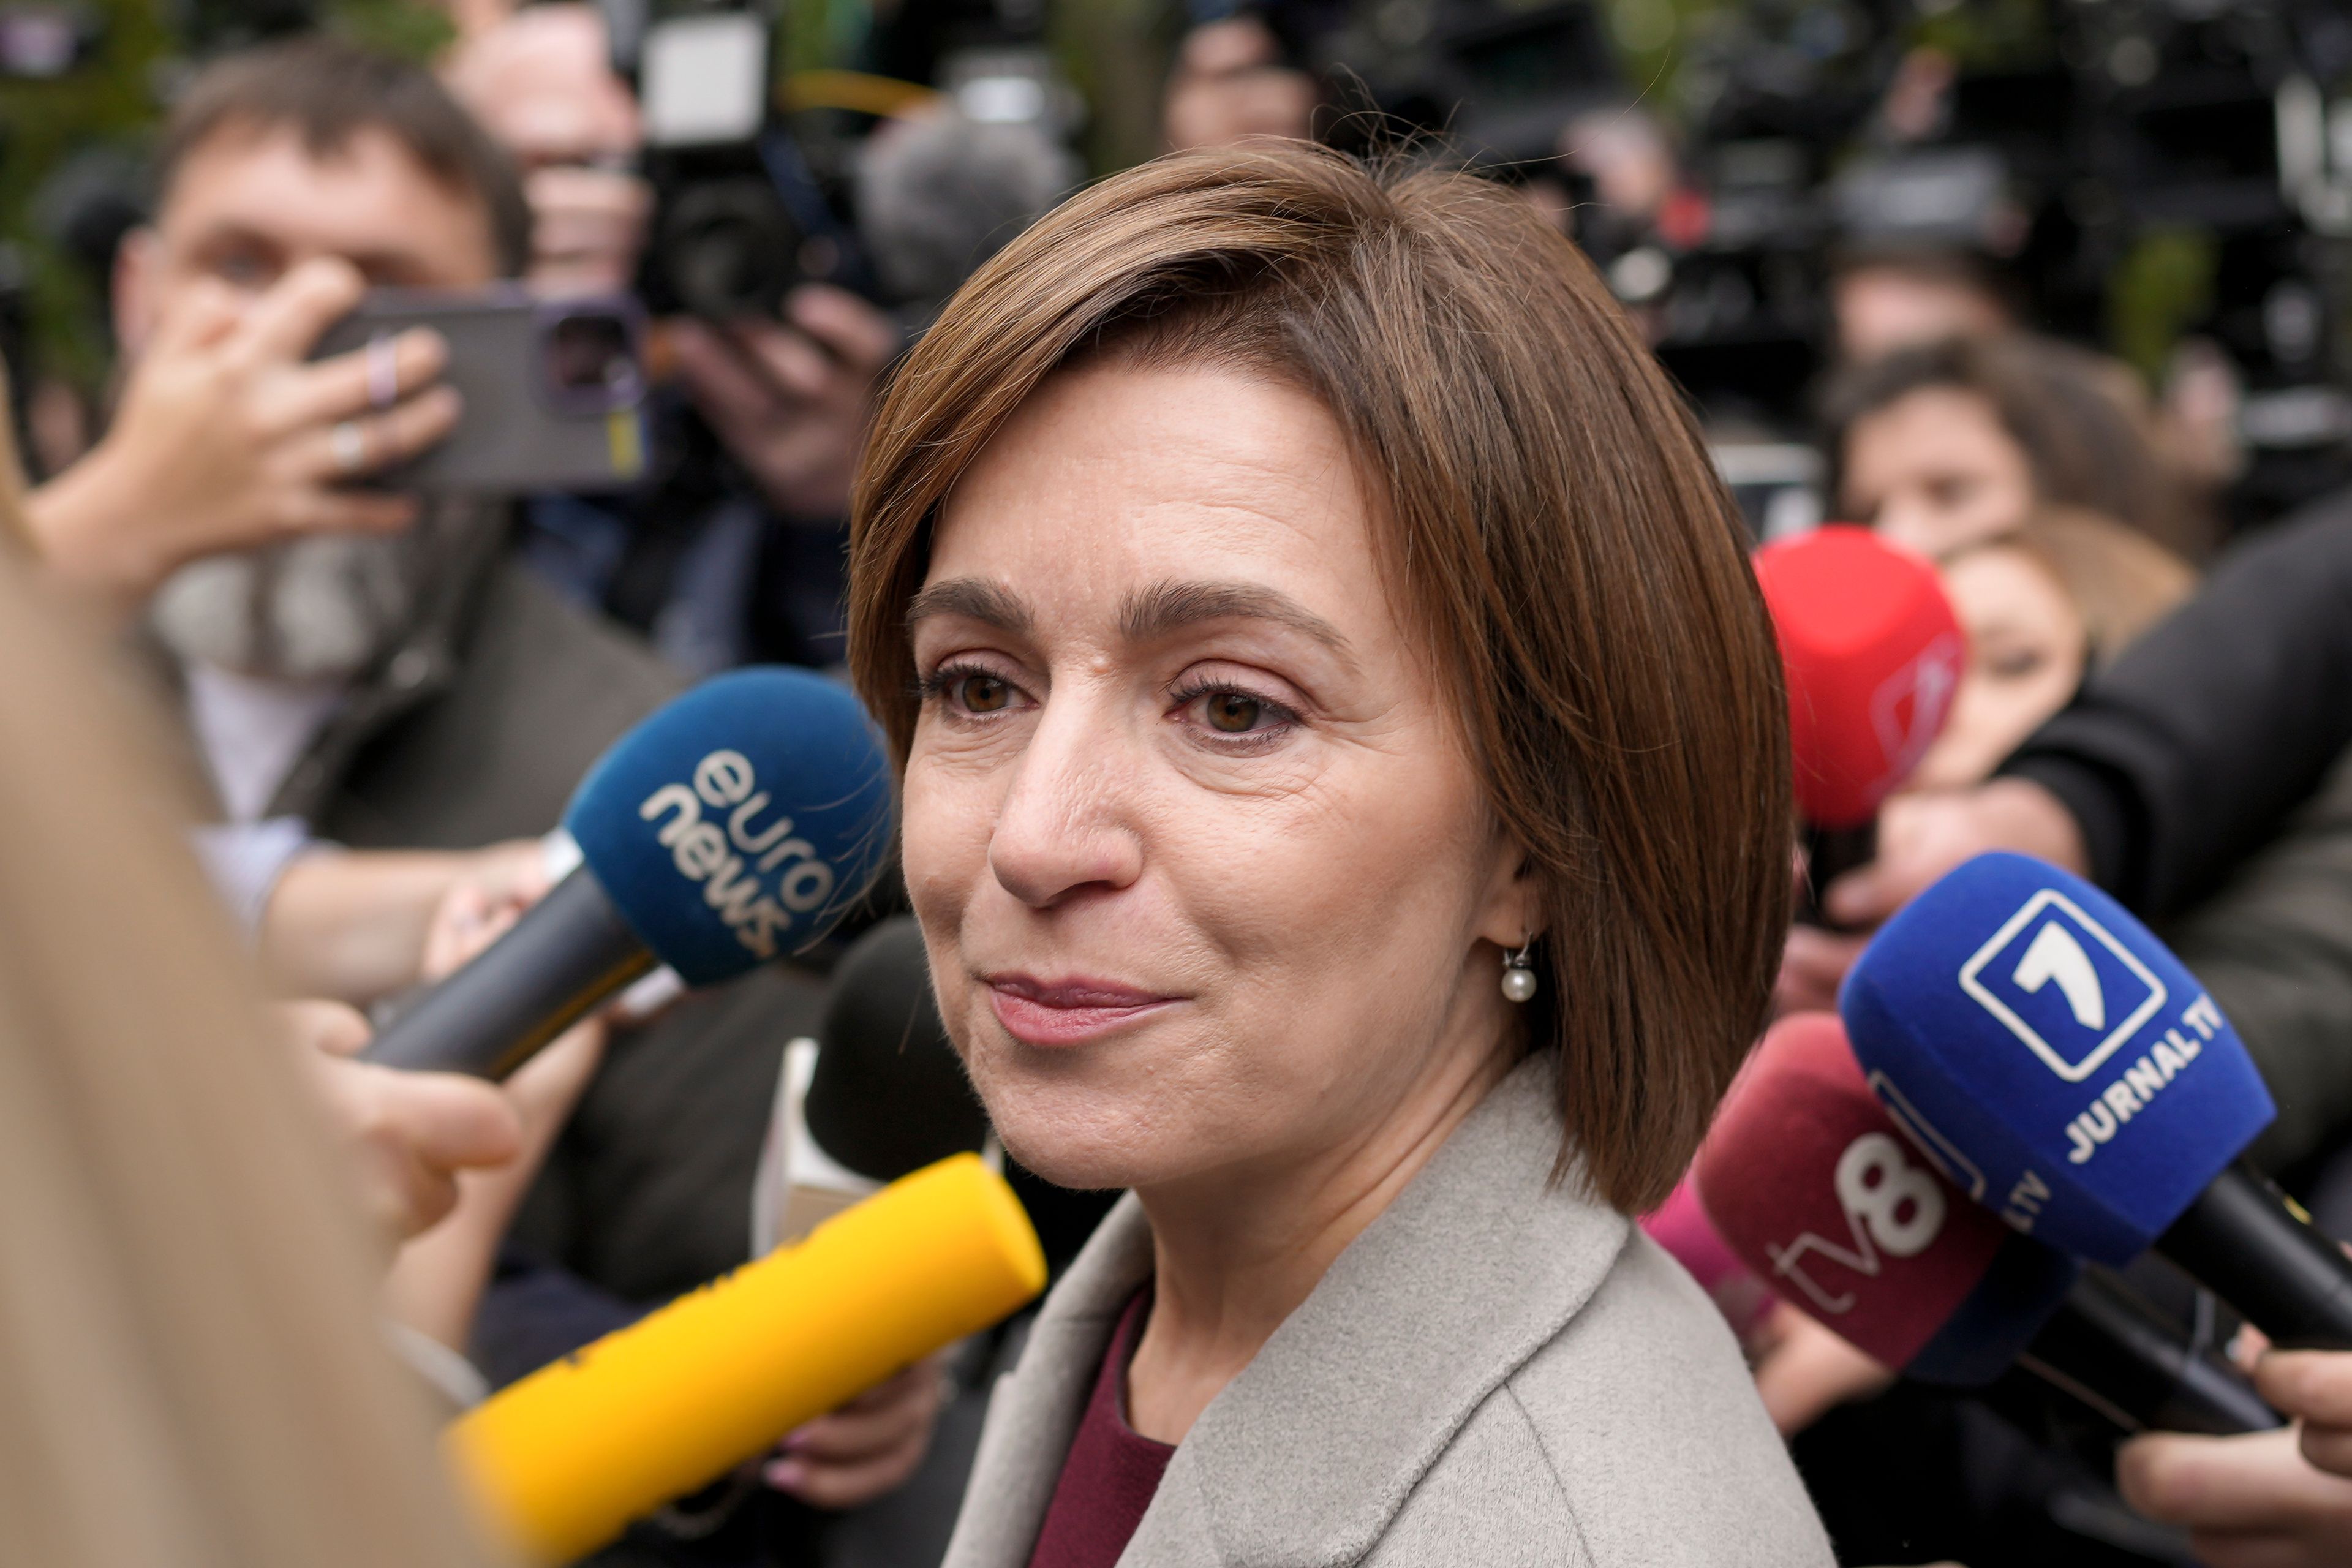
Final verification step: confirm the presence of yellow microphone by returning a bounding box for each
[448,1153,1046,1564]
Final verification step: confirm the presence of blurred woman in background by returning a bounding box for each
[1907,507,2196,792]
[1825,333,2215,562]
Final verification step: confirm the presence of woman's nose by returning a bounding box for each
[987,703,1145,909]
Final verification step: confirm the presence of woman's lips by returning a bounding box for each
[984,973,1178,1047]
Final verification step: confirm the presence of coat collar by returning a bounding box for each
[998,1050,1630,1568]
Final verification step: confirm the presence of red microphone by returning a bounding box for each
[1751,527,1964,919]
[1695,1015,2277,1433]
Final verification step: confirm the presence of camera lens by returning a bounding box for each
[543,309,641,410]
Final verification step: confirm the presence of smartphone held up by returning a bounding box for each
[309,287,649,496]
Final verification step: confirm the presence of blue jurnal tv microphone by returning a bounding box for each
[364,668,891,1080]
[1842,852,2352,1349]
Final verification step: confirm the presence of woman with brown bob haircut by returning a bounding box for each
[849,141,1830,1567]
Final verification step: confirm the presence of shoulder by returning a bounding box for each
[330,560,685,847]
[1376,1232,1831,1568]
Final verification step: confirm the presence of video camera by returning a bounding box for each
[601,0,863,320]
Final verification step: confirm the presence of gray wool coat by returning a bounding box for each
[943,1054,1836,1568]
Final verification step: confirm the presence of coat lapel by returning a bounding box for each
[1126,1053,1628,1568]
[949,1052,1630,1568]
[944,1194,1156,1568]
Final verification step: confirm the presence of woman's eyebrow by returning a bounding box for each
[907,578,1032,633]
[1117,579,1353,658]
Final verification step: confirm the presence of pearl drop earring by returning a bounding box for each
[1501,940,1538,1004]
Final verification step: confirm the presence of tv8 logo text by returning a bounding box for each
[1763,1133,1947,1316]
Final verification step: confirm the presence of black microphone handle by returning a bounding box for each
[361,864,654,1080]
[1796,820,1876,929]
[2014,1270,2281,1435]
[2157,1161,2352,1351]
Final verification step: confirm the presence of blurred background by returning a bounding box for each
[6,0,2352,553]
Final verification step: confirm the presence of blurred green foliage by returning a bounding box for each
[0,0,448,388]
[2109,227,2220,386]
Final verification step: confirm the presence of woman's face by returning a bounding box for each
[902,363,1529,1194]
[1908,544,2087,791]
[1841,386,2037,559]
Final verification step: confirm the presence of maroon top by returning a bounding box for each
[1025,1291,1174,1568]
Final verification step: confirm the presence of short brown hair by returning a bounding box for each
[847,142,1791,1213]
[1823,333,2211,560]
[155,36,532,277]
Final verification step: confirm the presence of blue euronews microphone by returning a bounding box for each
[1843,851,2352,1349]
[364,668,892,1080]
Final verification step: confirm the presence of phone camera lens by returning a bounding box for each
[545,311,641,407]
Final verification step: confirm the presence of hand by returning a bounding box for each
[1747,1301,1896,1437]
[1775,924,1871,1019]
[524,164,652,297]
[380,873,605,1348]
[26,257,459,602]
[2262,1350,2352,1479]
[764,1356,948,1509]
[2119,1425,2352,1567]
[1822,780,2089,929]
[671,285,899,519]
[283,998,522,1242]
[260,839,548,1005]
[2114,1344,2352,1567]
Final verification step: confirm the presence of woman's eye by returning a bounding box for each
[1988,649,2047,680]
[955,673,1014,713]
[1178,684,1292,739]
[1203,691,1263,732]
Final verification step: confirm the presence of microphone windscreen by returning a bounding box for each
[804,916,989,1182]
[1842,852,2277,1265]
[1753,526,1966,827]
[854,108,1077,305]
[564,668,891,987]
[1697,1014,2074,1376]
[449,1154,1044,1564]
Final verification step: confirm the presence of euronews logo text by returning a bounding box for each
[638,749,837,960]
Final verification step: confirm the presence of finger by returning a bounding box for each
[503,1020,606,1133]
[2303,1423,2352,1480]
[2260,1352,2352,1430]
[1822,861,1902,928]
[785,284,901,373]
[527,165,654,225]
[2181,1531,2334,1568]
[2119,1430,2345,1531]
[288,385,462,481]
[782,1389,938,1463]
[387,1156,463,1238]
[729,318,836,401]
[273,486,423,541]
[279,997,374,1059]
[421,884,496,981]
[232,257,368,366]
[782,1365,943,1461]
[669,319,778,427]
[375,1068,526,1175]
[265,327,450,436]
[764,1444,929,1510]
[148,276,244,356]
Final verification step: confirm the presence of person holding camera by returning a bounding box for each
[443,2,899,674]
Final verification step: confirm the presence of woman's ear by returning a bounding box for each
[1474,841,1544,952]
